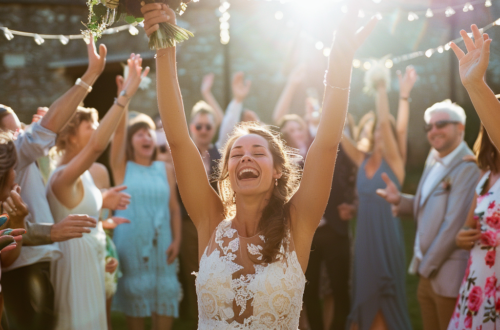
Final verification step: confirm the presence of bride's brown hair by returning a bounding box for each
[216,122,302,263]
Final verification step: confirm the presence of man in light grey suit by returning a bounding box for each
[377,100,480,330]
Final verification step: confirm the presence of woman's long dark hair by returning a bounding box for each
[474,125,499,174]
[217,122,302,263]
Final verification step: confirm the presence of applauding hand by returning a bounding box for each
[232,72,252,103]
[2,185,28,229]
[103,186,131,211]
[450,24,491,88]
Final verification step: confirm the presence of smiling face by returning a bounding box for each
[281,120,308,148]
[131,127,156,160]
[190,113,216,148]
[426,112,464,154]
[227,134,281,196]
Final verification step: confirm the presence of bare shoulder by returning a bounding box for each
[89,163,111,189]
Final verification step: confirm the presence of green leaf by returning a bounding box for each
[125,15,137,24]
[136,18,144,22]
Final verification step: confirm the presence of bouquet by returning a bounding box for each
[84,0,195,49]
[363,55,391,95]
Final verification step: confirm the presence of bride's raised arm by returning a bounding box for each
[291,2,377,236]
[141,4,224,234]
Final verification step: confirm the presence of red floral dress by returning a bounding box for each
[449,171,500,330]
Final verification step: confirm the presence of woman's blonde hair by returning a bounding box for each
[216,122,302,263]
[55,106,98,153]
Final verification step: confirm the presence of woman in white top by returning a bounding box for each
[46,53,148,329]
[141,2,376,329]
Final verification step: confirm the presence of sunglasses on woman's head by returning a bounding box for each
[195,124,212,132]
[424,120,460,133]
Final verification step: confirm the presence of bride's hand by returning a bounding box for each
[141,3,176,37]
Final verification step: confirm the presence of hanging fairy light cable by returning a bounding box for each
[0,22,140,45]
[219,0,231,44]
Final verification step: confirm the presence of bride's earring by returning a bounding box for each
[232,192,236,203]
[275,179,278,187]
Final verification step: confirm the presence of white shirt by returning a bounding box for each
[412,142,466,268]
[216,100,243,150]
[5,122,62,271]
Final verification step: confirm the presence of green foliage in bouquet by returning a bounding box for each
[83,0,195,49]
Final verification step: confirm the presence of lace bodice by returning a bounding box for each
[195,220,305,329]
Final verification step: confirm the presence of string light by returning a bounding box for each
[58,35,69,45]
[34,34,44,45]
[275,11,284,20]
[445,6,456,17]
[128,25,139,35]
[363,62,371,70]
[437,46,444,53]
[315,41,324,50]
[2,28,13,41]
[219,0,230,44]
[486,0,492,7]
[425,8,434,17]
[352,59,361,68]
[358,10,365,18]
[323,48,331,57]
[385,59,393,68]
[408,12,419,21]
[463,2,474,11]
[0,24,137,44]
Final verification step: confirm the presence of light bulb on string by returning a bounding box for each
[375,12,383,20]
[444,43,451,51]
[275,11,284,20]
[385,59,393,69]
[220,22,229,30]
[425,8,434,17]
[2,28,14,40]
[323,48,331,57]
[408,12,418,21]
[363,62,371,70]
[315,41,324,50]
[425,49,434,58]
[34,34,44,45]
[437,46,444,53]
[463,3,474,12]
[352,59,361,68]
[495,18,500,25]
[358,10,365,18]
[58,35,69,45]
[445,6,456,17]
[485,0,492,7]
[128,25,139,35]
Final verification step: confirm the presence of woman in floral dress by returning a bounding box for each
[450,125,500,329]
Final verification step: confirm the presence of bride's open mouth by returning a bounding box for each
[237,167,260,181]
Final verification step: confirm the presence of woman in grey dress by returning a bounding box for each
[341,66,417,329]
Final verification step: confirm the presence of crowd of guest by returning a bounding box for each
[0,13,497,330]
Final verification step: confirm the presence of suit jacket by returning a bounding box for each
[397,144,480,297]
[323,146,357,236]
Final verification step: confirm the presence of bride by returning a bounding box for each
[141,2,376,328]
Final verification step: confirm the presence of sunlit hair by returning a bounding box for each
[216,122,302,263]
[55,106,98,153]
[424,99,466,125]
[190,101,216,123]
[0,132,17,193]
[474,125,499,176]
[127,114,157,162]
[278,114,311,150]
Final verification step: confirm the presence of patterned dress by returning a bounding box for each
[449,171,500,329]
[195,219,306,329]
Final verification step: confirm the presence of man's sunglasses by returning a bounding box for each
[195,124,212,132]
[424,120,460,132]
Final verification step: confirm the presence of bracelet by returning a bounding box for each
[323,71,350,91]
[114,97,127,108]
[75,78,92,93]
[400,96,412,102]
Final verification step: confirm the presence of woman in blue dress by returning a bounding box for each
[110,60,182,330]
[341,66,417,329]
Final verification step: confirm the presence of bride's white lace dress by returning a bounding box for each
[195,219,306,329]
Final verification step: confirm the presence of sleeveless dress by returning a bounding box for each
[348,158,412,330]
[195,219,306,329]
[448,171,500,329]
[46,167,107,330]
[112,161,181,317]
